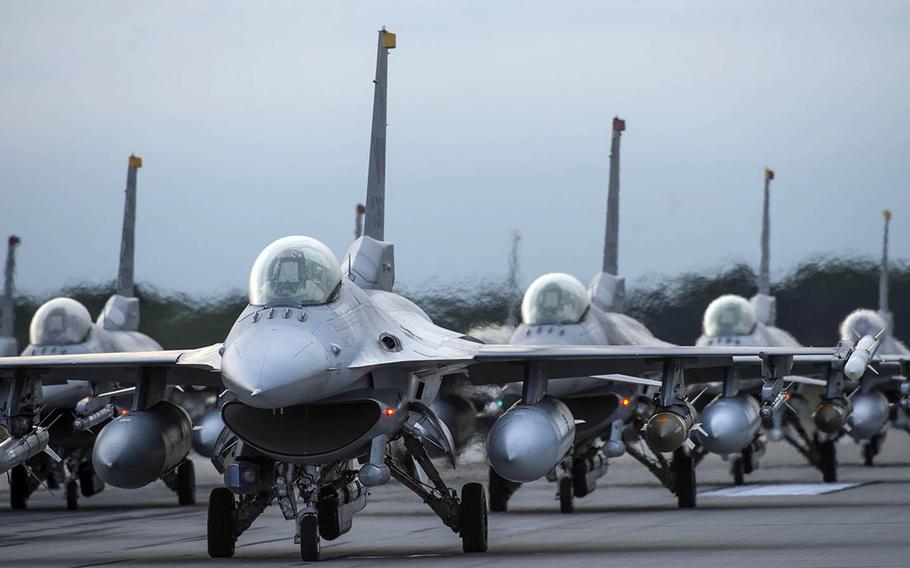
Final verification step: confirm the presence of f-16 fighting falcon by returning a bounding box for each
[813,210,910,467]
[0,156,197,511]
[0,29,901,563]
[485,117,706,514]
[0,235,21,357]
[692,168,852,485]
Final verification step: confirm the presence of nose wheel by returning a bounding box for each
[299,514,321,561]
[673,448,696,508]
[207,488,237,558]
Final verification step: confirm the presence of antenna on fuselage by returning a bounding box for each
[589,117,626,313]
[118,155,142,298]
[363,27,396,241]
[879,210,893,336]
[0,235,21,355]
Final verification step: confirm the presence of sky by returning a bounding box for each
[1,1,908,297]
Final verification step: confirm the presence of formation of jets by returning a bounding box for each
[1,29,907,562]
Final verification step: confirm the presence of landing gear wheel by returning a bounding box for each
[673,448,696,509]
[819,440,837,483]
[78,462,100,497]
[176,460,196,505]
[863,433,882,467]
[10,465,29,510]
[66,480,79,511]
[488,467,515,512]
[558,477,574,514]
[460,482,488,553]
[299,514,321,562]
[742,444,755,474]
[731,457,745,486]
[207,488,236,558]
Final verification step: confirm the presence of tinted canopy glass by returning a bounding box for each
[29,297,93,346]
[703,294,757,337]
[521,273,590,325]
[249,236,342,307]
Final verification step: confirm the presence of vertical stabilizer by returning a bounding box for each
[758,168,773,296]
[751,168,777,326]
[363,27,396,241]
[505,230,522,327]
[590,117,626,313]
[602,117,625,275]
[879,210,893,335]
[118,155,142,298]
[0,236,21,352]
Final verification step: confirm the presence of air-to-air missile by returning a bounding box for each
[0,235,21,357]
[817,210,910,466]
[0,155,197,511]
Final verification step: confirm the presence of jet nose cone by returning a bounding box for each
[221,328,329,408]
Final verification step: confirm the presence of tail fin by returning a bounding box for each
[757,168,774,296]
[505,230,522,326]
[590,117,626,313]
[117,155,142,297]
[879,210,893,335]
[1,235,21,343]
[602,116,625,275]
[363,27,396,241]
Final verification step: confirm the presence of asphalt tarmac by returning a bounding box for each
[2,432,909,567]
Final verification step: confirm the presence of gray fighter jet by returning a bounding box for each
[0,235,21,357]
[1,155,196,510]
[694,169,854,484]
[814,210,910,465]
[0,30,899,563]
[486,117,721,514]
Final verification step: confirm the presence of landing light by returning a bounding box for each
[621,398,631,407]
[384,408,396,416]
[119,409,129,415]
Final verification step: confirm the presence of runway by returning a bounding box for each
[2,433,909,567]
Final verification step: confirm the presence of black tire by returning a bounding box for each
[460,482,488,553]
[731,458,745,486]
[66,480,79,511]
[742,444,755,474]
[559,477,574,514]
[488,467,516,513]
[207,488,236,558]
[674,449,697,509]
[176,460,196,506]
[820,440,837,483]
[299,514,320,562]
[10,465,29,510]
[78,462,97,497]
[863,442,875,466]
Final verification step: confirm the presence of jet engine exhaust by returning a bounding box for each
[698,394,761,455]
[487,396,574,483]
[93,401,193,489]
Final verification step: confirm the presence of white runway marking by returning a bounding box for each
[701,482,863,497]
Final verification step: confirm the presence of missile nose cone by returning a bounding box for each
[222,328,329,408]
[644,411,688,453]
[814,402,847,434]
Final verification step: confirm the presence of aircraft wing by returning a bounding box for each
[0,344,223,387]
[466,344,845,385]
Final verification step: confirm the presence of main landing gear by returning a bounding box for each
[206,429,487,561]
[624,440,697,509]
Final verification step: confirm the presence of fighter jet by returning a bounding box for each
[813,210,910,466]
[0,155,197,510]
[485,117,723,514]
[0,235,21,357]
[0,30,898,562]
[694,169,843,484]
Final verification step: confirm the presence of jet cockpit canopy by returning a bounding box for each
[703,294,757,337]
[249,236,342,307]
[29,297,93,346]
[840,309,886,341]
[521,273,590,325]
